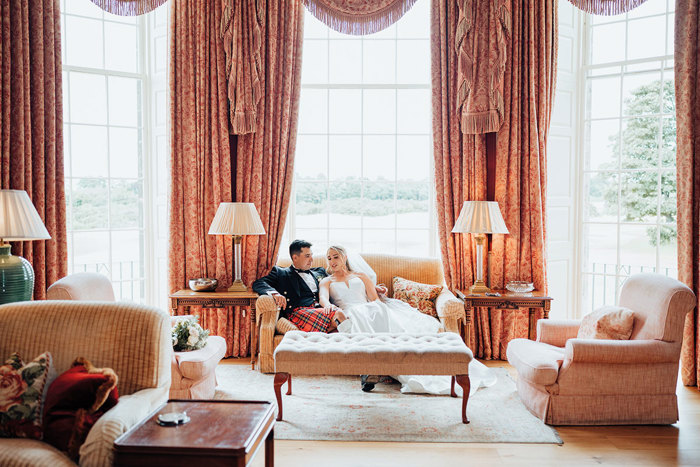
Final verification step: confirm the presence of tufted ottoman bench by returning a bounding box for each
[273,331,473,423]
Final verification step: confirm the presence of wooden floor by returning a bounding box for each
[237,360,700,466]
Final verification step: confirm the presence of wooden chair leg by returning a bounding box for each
[455,374,470,424]
[287,374,292,395]
[450,375,457,397]
[273,373,289,421]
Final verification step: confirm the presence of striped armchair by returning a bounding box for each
[0,301,172,467]
[256,253,465,373]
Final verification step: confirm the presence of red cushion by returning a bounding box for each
[42,360,118,460]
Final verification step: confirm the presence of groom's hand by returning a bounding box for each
[269,292,287,309]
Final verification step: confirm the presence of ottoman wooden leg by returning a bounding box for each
[287,374,292,395]
[274,373,289,421]
[455,374,470,424]
[450,376,456,397]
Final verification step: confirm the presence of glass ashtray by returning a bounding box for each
[506,281,535,293]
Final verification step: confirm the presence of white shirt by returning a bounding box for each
[295,269,318,293]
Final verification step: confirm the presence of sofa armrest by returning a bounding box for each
[537,319,581,347]
[565,338,680,364]
[435,288,465,335]
[257,295,280,359]
[79,387,168,467]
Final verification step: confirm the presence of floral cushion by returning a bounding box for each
[392,276,443,318]
[577,306,635,340]
[0,351,55,439]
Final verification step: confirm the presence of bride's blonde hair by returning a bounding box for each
[326,245,353,275]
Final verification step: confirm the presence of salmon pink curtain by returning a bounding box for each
[169,0,247,357]
[235,0,305,289]
[676,0,700,388]
[0,0,67,300]
[432,0,556,359]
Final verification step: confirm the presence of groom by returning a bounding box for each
[252,239,348,333]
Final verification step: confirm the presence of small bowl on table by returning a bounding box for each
[505,281,535,293]
[189,278,218,292]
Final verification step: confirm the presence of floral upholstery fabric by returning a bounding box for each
[0,352,54,439]
[577,306,635,340]
[392,276,442,318]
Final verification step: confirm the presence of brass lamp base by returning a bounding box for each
[227,279,248,292]
[469,280,491,294]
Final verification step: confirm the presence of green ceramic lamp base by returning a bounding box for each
[0,244,34,304]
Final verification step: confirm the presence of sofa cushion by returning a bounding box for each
[506,339,565,386]
[0,438,76,466]
[0,352,55,440]
[392,276,442,318]
[42,358,119,460]
[577,306,635,340]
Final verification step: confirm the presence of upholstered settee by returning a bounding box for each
[507,274,696,425]
[256,253,465,373]
[0,301,172,466]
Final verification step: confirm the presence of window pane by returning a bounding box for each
[329,40,362,84]
[397,40,430,85]
[330,181,362,228]
[362,135,395,181]
[70,125,108,177]
[69,72,107,124]
[109,128,140,178]
[590,23,625,64]
[329,136,361,179]
[363,229,396,253]
[397,89,431,133]
[72,231,110,272]
[108,77,140,127]
[619,172,658,223]
[105,23,139,72]
[622,73,661,116]
[364,182,396,229]
[295,135,328,180]
[329,89,361,134]
[296,182,328,229]
[397,229,430,256]
[302,40,328,84]
[65,16,104,69]
[620,117,660,169]
[363,89,396,134]
[397,183,430,228]
[583,223,618,273]
[299,89,328,133]
[72,179,108,229]
[362,40,395,84]
[589,77,621,119]
[586,120,619,171]
[584,172,618,222]
[111,180,143,228]
[397,135,431,181]
[619,225,658,270]
[397,0,430,38]
[627,17,667,61]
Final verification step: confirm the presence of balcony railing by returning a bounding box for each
[71,261,144,303]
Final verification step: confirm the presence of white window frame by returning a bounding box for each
[576,5,676,313]
[286,7,438,258]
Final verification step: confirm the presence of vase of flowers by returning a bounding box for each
[172,316,210,351]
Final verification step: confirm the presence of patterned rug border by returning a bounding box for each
[215,365,562,444]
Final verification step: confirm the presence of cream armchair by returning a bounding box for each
[256,253,465,373]
[0,301,171,467]
[507,274,695,425]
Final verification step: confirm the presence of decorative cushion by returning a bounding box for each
[392,276,443,318]
[0,351,55,439]
[577,306,635,340]
[42,357,119,461]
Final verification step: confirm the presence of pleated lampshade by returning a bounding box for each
[451,201,509,234]
[208,203,266,235]
[0,190,51,241]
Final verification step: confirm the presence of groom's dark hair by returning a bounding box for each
[289,239,312,258]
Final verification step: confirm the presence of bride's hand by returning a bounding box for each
[376,284,388,296]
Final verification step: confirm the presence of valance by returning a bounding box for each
[455,0,510,134]
[565,0,649,15]
[88,0,167,16]
[302,0,417,35]
[221,0,264,134]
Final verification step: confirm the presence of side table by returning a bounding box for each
[170,289,259,369]
[114,400,275,467]
[455,289,552,342]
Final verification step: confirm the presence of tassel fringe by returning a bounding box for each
[567,0,650,16]
[88,0,167,16]
[232,110,258,135]
[302,0,418,36]
[461,110,502,134]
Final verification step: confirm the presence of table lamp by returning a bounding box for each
[208,202,265,292]
[0,189,51,304]
[452,201,509,294]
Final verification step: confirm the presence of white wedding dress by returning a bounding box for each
[329,276,497,396]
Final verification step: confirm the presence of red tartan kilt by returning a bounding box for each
[287,307,335,332]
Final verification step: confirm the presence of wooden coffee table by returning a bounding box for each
[114,400,275,466]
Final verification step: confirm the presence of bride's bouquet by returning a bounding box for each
[172,316,210,351]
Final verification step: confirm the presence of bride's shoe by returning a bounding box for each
[336,317,353,333]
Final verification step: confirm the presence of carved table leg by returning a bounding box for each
[450,376,456,397]
[287,374,292,395]
[455,374,470,424]
[273,373,289,421]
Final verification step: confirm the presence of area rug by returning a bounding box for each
[214,365,561,444]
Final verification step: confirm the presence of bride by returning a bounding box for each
[318,245,497,396]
